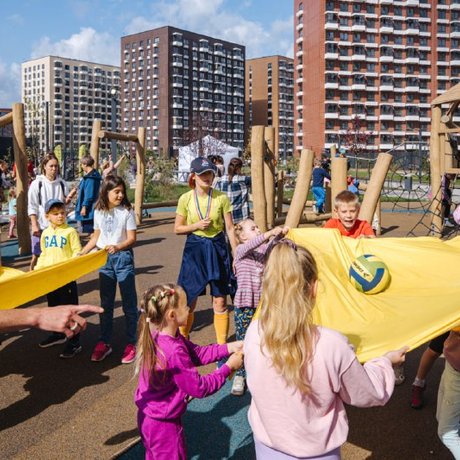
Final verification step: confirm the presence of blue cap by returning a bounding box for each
[44,198,65,213]
[190,157,217,175]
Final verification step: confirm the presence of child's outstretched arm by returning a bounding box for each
[339,346,408,407]
[185,339,243,366]
[171,343,243,399]
[80,230,100,255]
[236,226,289,260]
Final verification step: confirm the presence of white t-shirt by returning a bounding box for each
[94,206,136,248]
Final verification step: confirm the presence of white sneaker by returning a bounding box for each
[312,204,318,214]
[444,220,455,228]
[231,375,245,396]
[394,364,405,386]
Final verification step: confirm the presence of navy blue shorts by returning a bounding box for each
[177,232,234,305]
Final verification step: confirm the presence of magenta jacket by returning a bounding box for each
[135,332,231,420]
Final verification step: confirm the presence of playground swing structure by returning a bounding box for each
[89,119,146,226]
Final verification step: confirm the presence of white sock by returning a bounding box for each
[413,377,425,388]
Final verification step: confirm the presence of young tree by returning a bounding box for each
[181,111,228,157]
[340,115,374,158]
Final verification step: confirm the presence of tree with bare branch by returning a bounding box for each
[340,115,374,158]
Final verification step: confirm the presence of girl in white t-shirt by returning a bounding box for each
[81,175,138,364]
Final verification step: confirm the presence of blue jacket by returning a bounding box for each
[75,169,101,222]
[312,167,331,188]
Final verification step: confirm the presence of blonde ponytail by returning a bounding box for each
[259,243,318,395]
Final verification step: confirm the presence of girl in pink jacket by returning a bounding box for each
[134,283,243,460]
[244,242,408,459]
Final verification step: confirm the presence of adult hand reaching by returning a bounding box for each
[0,304,103,336]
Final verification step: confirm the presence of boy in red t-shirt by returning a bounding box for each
[324,190,375,238]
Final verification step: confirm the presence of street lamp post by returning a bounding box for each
[110,88,118,163]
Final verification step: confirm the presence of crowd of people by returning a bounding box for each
[1,151,460,459]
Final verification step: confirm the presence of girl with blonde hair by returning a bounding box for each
[244,242,408,459]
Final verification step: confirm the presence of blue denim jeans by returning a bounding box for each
[312,186,326,213]
[99,250,138,345]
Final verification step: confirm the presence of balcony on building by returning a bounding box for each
[380,18,394,33]
[325,12,339,30]
[352,74,366,90]
[380,76,394,91]
[379,46,394,62]
[406,19,420,35]
[406,77,420,92]
[352,45,366,61]
[352,15,366,32]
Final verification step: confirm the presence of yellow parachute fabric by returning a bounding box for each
[0,251,107,310]
[286,228,460,362]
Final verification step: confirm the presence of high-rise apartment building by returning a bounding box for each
[294,0,458,156]
[0,108,13,158]
[245,56,294,161]
[121,26,245,157]
[22,56,120,155]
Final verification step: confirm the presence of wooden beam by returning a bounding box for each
[358,152,392,225]
[98,130,139,142]
[0,112,13,128]
[90,119,102,169]
[251,126,267,231]
[12,103,31,255]
[285,149,314,228]
[264,126,276,229]
[430,106,443,235]
[141,200,178,209]
[134,127,146,225]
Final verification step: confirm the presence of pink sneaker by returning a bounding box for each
[91,341,112,362]
[121,344,136,364]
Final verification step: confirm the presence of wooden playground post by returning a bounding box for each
[330,155,348,205]
[135,127,146,225]
[90,119,102,169]
[251,126,267,232]
[285,149,314,228]
[429,106,443,234]
[276,170,284,218]
[264,126,276,229]
[358,152,392,225]
[12,103,31,255]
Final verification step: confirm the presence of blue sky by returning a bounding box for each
[0,0,294,106]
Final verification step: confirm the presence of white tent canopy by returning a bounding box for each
[177,135,240,182]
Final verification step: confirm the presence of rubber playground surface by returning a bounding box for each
[0,208,456,459]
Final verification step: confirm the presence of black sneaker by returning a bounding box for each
[39,333,67,348]
[59,343,82,359]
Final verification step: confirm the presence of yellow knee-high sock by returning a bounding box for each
[214,311,229,344]
[179,312,195,339]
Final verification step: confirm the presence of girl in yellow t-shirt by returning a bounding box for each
[175,157,237,346]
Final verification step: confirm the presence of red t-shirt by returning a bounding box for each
[324,218,375,238]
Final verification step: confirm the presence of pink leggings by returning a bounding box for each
[137,412,186,460]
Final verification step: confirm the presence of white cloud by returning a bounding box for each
[30,27,119,66]
[7,14,24,26]
[124,0,292,58]
[0,60,21,106]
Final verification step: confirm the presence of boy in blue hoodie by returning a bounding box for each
[75,155,102,234]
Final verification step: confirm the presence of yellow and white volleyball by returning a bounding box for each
[349,254,391,295]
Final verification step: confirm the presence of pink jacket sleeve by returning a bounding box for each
[338,356,395,407]
[184,338,229,366]
[170,342,231,399]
